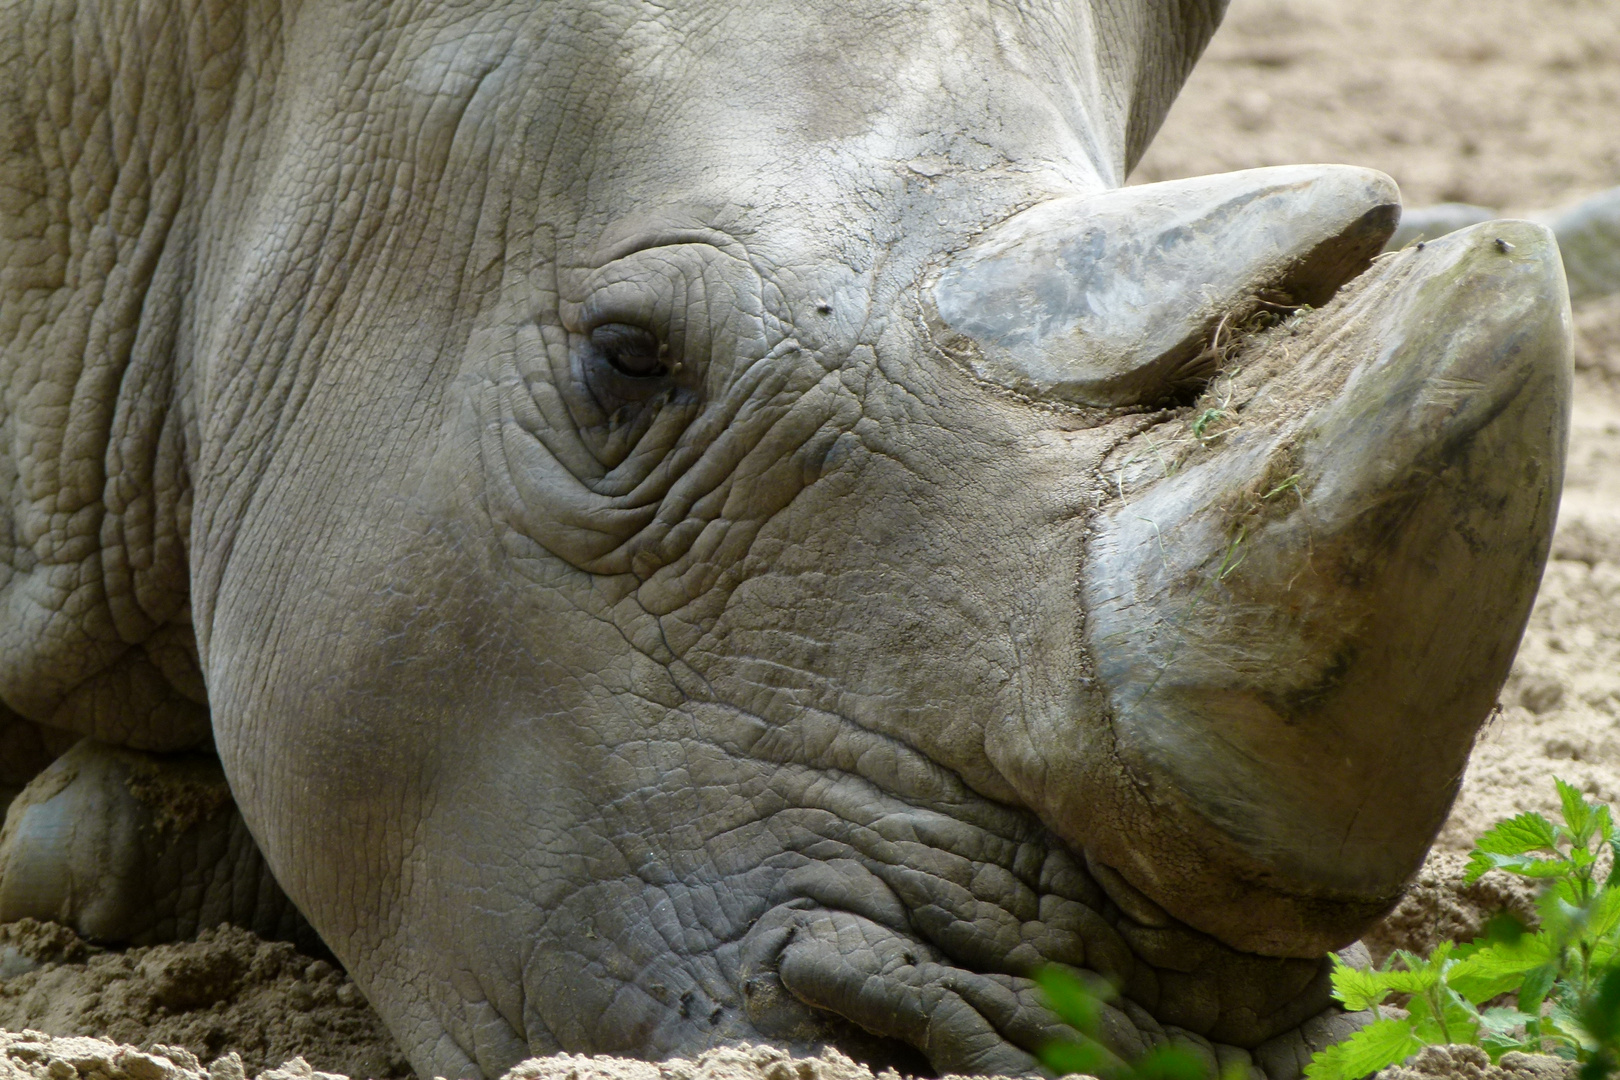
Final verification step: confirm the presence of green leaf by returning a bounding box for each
[1478,1007,1540,1062]
[1579,1054,1619,1080]
[1579,965,1620,1045]
[1192,408,1225,441]
[1485,912,1531,947]
[1560,779,1596,846]
[1307,782,1620,1080]
[1036,966,1114,1036]
[1337,947,1451,1007]
[1539,889,1595,940]
[1481,1031,1539,1063]
[1449,935,1559,1004]
[1520,963,1559,1018]
[1399,943,1448,969]
[1474,811,1563,859]
[1040,1038,1114,1078]
[1468,812,1567,883]
[1330,954,1407,1012]
[1134,1045,1209,1080]
[1444,981,1484,1021]
[1589,888,1620,941]
[1304,1019,1425,1080]
[1548,1000,1591,1053]
[1479,1006,1537,1034]
[1406,987,1481,1048]
[1468,852,1574,882]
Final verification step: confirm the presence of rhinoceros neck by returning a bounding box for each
[0,0,286,748]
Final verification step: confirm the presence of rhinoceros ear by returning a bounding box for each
[929,165,1400,407]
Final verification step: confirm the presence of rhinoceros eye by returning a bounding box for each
[591,323,667,378]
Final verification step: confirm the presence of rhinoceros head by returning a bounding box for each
[0,0,1569,1076]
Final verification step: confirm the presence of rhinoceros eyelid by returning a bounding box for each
[591,323,669,378]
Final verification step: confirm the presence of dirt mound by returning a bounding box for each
[0,1037,918,1080]
[1359,853,1540,967]
[0,924,406,1080]
[504,1045,919,1080]
[0,1028,355,1080]
[1373,1045,1572,1080]
[1575,294,1620,382]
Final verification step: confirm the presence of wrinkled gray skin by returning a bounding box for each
[0,1,1573,1079]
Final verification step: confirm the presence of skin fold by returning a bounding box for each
[0,2,1571,1078]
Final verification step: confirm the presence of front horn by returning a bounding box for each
[1079,219,1571,955]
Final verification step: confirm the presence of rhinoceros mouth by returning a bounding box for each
[679,705,1353,1074]
[730,819,1364,1079]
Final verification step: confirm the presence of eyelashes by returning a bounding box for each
[590,323,669,378]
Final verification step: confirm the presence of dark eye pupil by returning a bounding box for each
[592,323,666,377]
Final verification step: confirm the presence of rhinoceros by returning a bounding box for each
[0,0,1572,1077]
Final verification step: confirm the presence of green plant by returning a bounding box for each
[1036,967,1227,1080]
[1306,779,1620,1080]
[1191,407,1225,441]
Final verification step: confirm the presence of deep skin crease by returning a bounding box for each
[0,0,1567,1077]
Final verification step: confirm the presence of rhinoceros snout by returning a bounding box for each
[1069,219,1571,956]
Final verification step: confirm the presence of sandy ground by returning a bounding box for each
[0,923,407,1080]
[1134,0,1620,214]
[7,1,1620,1078]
